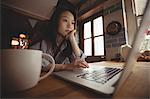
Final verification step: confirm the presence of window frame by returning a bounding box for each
[79,11,106,62]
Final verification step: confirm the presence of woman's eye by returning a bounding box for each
[72,22,75,25]
[63,19,68,22]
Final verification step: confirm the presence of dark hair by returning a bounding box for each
[30,0,77,47]
[44,0,77,47]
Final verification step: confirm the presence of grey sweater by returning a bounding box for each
[30,40,86,67]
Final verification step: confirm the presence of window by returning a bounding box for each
[140,29,150,52]
[84,21,92,56]
[93,17,104,56]
[83,16,105,57]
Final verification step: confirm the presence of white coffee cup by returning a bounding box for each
[120,44,132,61]
[1,49,55,93]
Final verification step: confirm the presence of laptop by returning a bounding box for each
[53,1,150,95]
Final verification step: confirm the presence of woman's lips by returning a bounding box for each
[65,30,71,33]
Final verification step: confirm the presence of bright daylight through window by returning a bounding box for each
[84,16,104,56]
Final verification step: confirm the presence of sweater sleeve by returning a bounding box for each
[30,41,52,67]
[70,49,87,62]
[30,42,41,50]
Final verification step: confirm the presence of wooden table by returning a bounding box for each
[3,61,150,99]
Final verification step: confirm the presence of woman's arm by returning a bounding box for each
[66,30,89,69]
[68,30,81,57]
[42,59,89,72]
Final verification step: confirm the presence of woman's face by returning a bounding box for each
[58,11,75,37]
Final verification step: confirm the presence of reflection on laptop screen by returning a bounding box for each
[114,0,150,94]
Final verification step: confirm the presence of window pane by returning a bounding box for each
[93,16,103,36]
[140,34,150,51]
[84,38,92,56]
[94,36,104,55]
[84,21,91,39]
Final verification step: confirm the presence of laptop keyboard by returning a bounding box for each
[76,67,123,84]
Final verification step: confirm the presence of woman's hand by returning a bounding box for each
[63,59,89,70]
[65,29,76,40]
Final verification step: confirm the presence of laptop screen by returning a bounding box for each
[114,0,150,94]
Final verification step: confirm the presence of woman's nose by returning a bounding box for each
[67,22,73,28]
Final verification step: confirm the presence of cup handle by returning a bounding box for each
[39,53,55,81]
[120,46,123,58]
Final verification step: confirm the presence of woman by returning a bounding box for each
[30,0,89,71]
